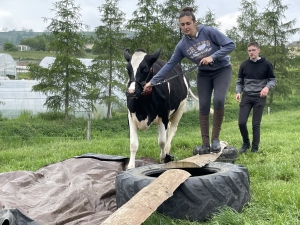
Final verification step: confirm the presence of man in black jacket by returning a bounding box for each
[236,41,277,153]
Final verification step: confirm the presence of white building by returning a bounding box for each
[17,45,31,51]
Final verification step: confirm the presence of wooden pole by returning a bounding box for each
[87,113,91,142]
[101,169,191,225]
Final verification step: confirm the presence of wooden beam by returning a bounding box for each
[101,169,191,225]
[163,141,227,168]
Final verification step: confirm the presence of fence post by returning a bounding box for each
[87,113,91,142]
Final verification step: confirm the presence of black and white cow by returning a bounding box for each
[124,48,191,169]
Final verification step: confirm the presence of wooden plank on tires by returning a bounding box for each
[101,169,191,225]
[162,141,227,168]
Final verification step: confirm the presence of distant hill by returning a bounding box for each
[0,31,95,45]
[0,31,43,45]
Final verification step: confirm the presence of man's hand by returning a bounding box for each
[260,87,269,97]
[143,82,152,92]
[236,93,241,102]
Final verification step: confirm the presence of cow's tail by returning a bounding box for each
[188,89,214,115]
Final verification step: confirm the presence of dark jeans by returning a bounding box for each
[197,66,232,114]
[238,94,266,148]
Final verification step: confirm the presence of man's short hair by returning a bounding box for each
[248,41,260,49]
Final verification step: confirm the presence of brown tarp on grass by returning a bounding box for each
[0,154,158,225]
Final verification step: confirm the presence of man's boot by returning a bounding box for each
[211,108,224,153]
[238,124,250,153]
[239,142,251,153]
[251,147,258,153]
[193,114,210,155]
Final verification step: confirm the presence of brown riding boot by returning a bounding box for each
[193,114,210,155]
[211,108,224,153]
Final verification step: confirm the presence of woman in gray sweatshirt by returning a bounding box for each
[144,6,235,154]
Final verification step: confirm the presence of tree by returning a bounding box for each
[3,42,18,51]
[159,0,198,59]
[91,0,127,119]
[126,0,161,53]
[227,0,300,103]
[29,0,99,119]
[260,0,300,104]
[225,0,262,94]
[197,8,221,29]
[227,0,262,62]
[20,35,48,51]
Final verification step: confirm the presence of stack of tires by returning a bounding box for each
[115,161,250,222]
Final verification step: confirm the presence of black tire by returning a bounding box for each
[115,162,251,222]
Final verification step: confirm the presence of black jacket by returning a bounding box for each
[236,57,277,96]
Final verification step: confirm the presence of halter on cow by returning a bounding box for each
[124,48,191,169]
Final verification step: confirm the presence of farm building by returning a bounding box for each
[17,45,31,51]
[0,53,17,78]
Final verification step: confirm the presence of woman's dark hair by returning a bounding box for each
[179,7,196,21]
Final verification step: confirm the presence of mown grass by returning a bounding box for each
[0,95,299,224]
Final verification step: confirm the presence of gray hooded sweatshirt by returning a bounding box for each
[150,25,236,85]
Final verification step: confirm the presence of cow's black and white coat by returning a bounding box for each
[124,48,190,169]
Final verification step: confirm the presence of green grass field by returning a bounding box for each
[0,95,299,224]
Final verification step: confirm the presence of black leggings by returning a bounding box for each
[196,66,232,114]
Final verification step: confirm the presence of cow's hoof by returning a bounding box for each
[164,154,174,163]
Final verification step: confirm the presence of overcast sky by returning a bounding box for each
[0,0,299,42]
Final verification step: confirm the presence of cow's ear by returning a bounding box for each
[124,49,131,62]
[153,48,161,59]
[149,48,161,64]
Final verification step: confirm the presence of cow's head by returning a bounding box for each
[124,48,161,98]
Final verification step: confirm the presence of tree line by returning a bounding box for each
[16,0,300,119]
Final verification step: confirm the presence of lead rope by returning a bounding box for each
[151,65,199,87]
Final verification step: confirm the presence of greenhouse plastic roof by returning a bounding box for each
[0,80,47,118]
[0,57,109,119]
[0,79,109,119]
[39,56,94,68]
[0,53,16,76]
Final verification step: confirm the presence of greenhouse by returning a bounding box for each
[0,57,108,119]
[0,80,47,118]
[0,79,112,119]
[0,53,17,78]
[0,79,113,119]
[39,56,94,68]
